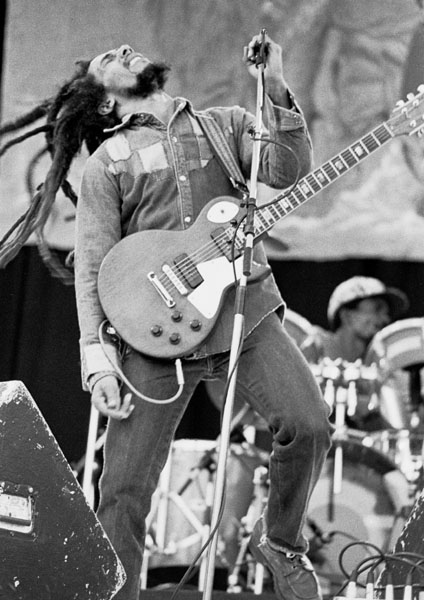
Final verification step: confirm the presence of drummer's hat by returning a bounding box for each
[327,276,409,330]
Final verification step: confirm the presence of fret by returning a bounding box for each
[313,168,330,185]
[305,174,322,194]
[260,207,274,227]
[299,180,314,197]
[353,140,369,158]
[371,131,380,141]
[365,132,381,151]
[255,212,268,233]
[330,156,348,175]
[282,195,294,210]
[375,124,392,143]
[268,204,281,221]
[341,148,359,167]
[323,162,339,180]
[235,231,245,249]
[292,187,306,204]
[288,192,301,207]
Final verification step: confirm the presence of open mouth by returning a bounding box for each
[127,55,147,73]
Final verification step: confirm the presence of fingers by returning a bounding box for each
[91,377,134,420]
[243,32,272,65]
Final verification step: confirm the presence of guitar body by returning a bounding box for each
[98,196,267,359]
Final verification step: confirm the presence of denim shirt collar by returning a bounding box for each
[103,97,193,133]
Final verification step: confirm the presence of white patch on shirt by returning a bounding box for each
[137,142,168,171]
[105,134,132,162]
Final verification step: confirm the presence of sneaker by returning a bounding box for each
[248,515,322,600]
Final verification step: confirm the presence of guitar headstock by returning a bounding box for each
[388,84,424,138]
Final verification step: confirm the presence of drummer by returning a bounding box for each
[301,276,409,431]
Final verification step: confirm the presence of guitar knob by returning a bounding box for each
[169,332,181,345]
[171,311,183,322]
[151,325,163,337]
[190,319,202,331]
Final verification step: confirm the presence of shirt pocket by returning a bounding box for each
[181,132,214,169]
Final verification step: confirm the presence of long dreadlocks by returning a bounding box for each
[0,59,119,283]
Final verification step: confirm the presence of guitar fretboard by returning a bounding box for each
[231,121,394,248]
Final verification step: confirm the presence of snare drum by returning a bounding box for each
[146,439,268,570]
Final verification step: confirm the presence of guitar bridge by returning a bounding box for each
[147,272,176,308]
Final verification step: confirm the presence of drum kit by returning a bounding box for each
[143,312,424,591]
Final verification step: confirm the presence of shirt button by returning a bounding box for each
[179,175,187,182]
[184,216,192,223]
[172,136,178,143]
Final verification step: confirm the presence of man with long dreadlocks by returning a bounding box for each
[2,34,332,600]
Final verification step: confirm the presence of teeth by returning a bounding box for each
[128,56,145,73]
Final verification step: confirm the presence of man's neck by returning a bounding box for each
[115,92,174,124]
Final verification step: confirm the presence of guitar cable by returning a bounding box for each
[98,319,185,404]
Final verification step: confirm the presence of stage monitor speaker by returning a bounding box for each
[0,380,125,600]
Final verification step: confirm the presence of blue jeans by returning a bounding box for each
[97,312,332,599]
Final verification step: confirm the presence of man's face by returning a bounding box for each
[89,45,151,94]
[346,297,391,342]
[88,44,170,100]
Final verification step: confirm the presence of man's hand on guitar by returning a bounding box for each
[91,374,134,420]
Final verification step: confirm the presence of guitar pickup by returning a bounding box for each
[173,254,203,289]
[211,227,242,261]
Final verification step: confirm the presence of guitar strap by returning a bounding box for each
[195,113,250,198]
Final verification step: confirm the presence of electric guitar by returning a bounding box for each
[98,86,424,360]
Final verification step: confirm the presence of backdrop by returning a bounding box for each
[1,0,424,465]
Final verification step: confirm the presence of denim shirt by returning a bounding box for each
[74,94,312,389]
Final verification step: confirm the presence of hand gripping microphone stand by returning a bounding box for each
[201,29,268,600]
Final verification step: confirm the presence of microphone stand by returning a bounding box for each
[201,29,268,600]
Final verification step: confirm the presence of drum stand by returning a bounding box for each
[143,405,255,591]
[406,364,424,429]
[226,465,269,594]
[143,444,218,588]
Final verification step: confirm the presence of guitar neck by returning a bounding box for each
[249,121,394,241]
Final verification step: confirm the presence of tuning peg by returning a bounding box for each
[418,84,424,93]
[396,99,406,107]
[407,93,415,101]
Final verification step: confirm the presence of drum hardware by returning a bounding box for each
[315,359,380,506]
[144,437,269,589]
[226,465,269,594]
[365,429,424,487]
[406,364,424,429]
[144,438,222,585]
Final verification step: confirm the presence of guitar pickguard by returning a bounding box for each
[187,255,243,318]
